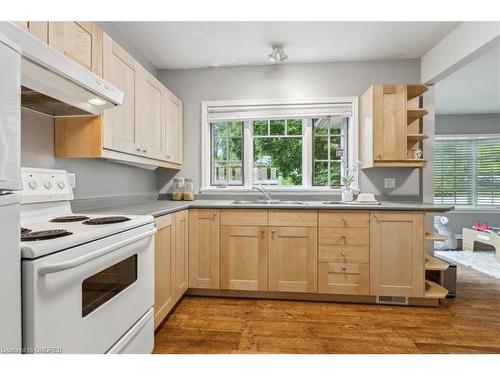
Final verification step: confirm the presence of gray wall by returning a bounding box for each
[435,113,500,235]
[158,59,422,195]
[436,113,500,134]
[21,110,158,200]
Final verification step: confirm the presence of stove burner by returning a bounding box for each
[82,216,131,225]
[50,215,90,223]
[21,229,72,241]
[21,227,32,235]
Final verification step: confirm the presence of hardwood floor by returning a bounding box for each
[154,265,500,354]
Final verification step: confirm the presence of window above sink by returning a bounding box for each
[201,97,359,192]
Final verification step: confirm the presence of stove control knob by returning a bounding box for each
[28,180,38,190]
[44,180,53,189]
[57,181,66,189]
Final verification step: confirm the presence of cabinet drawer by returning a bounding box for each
[319,211,369,228]
[319,228,369,246]
[221,209,268,226]
[318,262,369,295]
[269,210,317,227]
[318,245,369,263]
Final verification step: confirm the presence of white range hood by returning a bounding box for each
[0,22,123,117]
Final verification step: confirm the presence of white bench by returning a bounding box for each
[463,228,500,261]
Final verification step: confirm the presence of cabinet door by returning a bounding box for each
[189,209,220,289]
[154,215,174,329]
[173,210,189,300]
[370,212,425,297]
[48,22,103,76]
[165,90,183,164]
[15,21,48,43]
[268,226,317,293]
[102,33,140,156]
[136,67,166,160]
[372,84,407,161]
[220,226,268,291]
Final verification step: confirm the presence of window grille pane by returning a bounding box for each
[211,121,244,186]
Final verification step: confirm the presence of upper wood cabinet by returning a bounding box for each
[136,65,166,161]
[14,21,48,43]
[359,84,428,169]
[165,89,183,164]
[48,22,103,77]
[55,30,183,170]
[189,209,220,289]
[154,215,175,328]
[102,33,139,156]
[369,211,425,297]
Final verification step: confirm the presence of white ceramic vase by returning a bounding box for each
[341,188,353,202]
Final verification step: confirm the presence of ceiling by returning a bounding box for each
[436,44,500,114]
[106,21,459,70]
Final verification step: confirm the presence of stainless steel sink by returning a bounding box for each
[231,200,306,205]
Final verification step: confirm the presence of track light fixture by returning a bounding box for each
[269,46,288,63]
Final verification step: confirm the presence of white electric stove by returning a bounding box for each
[20,167,157,354]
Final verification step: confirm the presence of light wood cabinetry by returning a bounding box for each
[165,89,183,164]
[14,21,48,43]
[47,22,103,76]
[359,84,428,169]
[220,223,268,292]
[369,211,425,297]
[153,215,174,329]
[269,226,317,293]
[318,211,370,295]
[189,209,220,289]
[173,210,189,300]
[54,32,183,170]
[102,32,138,156]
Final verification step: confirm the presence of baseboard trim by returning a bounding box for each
[186,288,439,307]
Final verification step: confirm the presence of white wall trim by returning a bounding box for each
[200,97,359,192]
[421,21,500,84]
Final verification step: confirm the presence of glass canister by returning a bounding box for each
[172,178,185,201]
[183,179,195,201]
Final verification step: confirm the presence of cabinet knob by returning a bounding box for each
[143,149,148,154]
[374,214,380,222]
[212,211,217,220]
[271,229,275,238]
[166,155,171,159]
[341,251,346,257]
[341,266,347,271]
[261,230,265,238]
[341,217,347,224]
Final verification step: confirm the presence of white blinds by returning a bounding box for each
[476,137,500,205]
[434,136,500,206]
[207,102,353,121]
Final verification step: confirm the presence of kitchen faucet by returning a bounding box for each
[253,185,272,201]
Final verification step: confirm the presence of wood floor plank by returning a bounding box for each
[154,265,500,354]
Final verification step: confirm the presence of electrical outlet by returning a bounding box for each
[384,177,396,189]
[68,173,76,189]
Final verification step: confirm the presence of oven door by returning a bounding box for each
[22,223,155,354]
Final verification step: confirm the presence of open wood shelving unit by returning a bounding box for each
[406,84,428,166]
[425,253,449,271]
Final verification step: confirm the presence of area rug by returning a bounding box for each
[435,250,500,279]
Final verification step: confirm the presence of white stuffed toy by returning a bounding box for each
[433,215,457,250]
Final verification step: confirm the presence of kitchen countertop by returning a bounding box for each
[76,199,454,218]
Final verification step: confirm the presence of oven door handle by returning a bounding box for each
[38,228,157,275]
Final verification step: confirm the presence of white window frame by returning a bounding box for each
[434,133,500,209]
[201,97,359,192]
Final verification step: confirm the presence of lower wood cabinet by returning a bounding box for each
[153,209,189,329]
[369,211,425,297]
[268,226,317,293]
[173,210,189,300]
[153,215,174,328]
[220,225,268,291]
[189,209,220,289]
[318,262,369,295]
